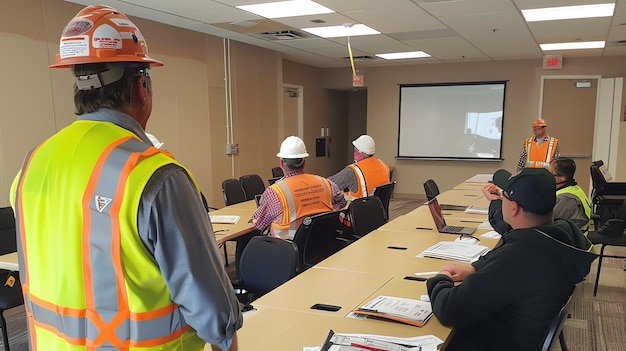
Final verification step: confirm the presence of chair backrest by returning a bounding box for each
[541,286,576,351]
[291,211,347,272]
[423,179,440,201]
[239,174,266,201]
[0,207,17,256]
[349,196,387,238]
[373,181,396,220]
[222,178,247,206]
[238,236,299,298]
[271,167,284,178]
[590,160,608,200]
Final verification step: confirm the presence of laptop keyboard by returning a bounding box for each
[445,226,465,233]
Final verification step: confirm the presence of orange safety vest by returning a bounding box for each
[346,157,390,200]
[11,120,204,350]
[525,136,558,169]
[270,174,334,239]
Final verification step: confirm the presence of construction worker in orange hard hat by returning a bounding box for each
[10,5,241,351]
[516,117,560,171]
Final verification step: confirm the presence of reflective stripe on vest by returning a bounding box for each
[14,137,190,347]
[347,158,390,200]
[525,137,557,168]
[270,175,333,239]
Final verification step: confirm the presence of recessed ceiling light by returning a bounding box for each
[376,51,431,60]
[300,24,380,38]
[236,0,334,19]
[522,3,615,22]
[540,41,605,51]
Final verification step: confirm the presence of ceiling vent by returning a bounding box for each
[260,30,306,40]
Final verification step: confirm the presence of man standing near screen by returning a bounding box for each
[516,117,560,171]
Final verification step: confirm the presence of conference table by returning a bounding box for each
[227,176,498,351]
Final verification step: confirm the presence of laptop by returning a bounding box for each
[254,194,262,207]
[426,198,476,235]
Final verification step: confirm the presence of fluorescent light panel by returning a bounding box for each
[522,3,615,22]
[301,24,380,38]
[236,0,334,19]
[540,41,605,50]
[376,51,431,60]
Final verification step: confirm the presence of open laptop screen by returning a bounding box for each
[426,198,446,230]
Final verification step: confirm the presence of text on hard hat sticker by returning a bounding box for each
[59,36,89,59]
[62,20,93,37]
[92,24,122,49]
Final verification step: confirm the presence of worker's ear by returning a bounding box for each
[136,77,148,104]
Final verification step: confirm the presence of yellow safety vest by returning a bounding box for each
[346,157,390,200]
[525,136,558,169]
[270,174,334,239]
[11,120,205,350]
[556,185,592,234]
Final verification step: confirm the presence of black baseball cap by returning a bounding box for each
[493,168,556,214]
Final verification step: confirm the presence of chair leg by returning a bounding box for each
[558,330,568,351]
[1,311,10,351]
[593,245,606,297]
[223,242,229,267]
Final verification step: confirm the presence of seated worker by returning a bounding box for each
[253,136,347,239]
[427,168,597,351]
[483,157,591,235]
[329,135,390,200]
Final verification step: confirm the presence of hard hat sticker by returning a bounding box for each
[109,18,138,29]
[62,20,93,37]
[92,24,122,49]
[59,36,90,59]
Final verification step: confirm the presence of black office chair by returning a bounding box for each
[232,236,299,304]
[540,286,576,351]
[590,160,626,228]
[423,179,440,201]
[291,211,349,272]
[239,174,266,201]
[0,207,24,351]
[348,196,387,239]
[271,167,284,178]
[222,178,247,206]
[373,181,396,221]
[220,179,248,266]
[587,200,626,296]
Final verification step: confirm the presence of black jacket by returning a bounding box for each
[426,219,597,351]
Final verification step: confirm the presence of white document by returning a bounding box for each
[417,241,490,263]
[480,231,502,239]
[464,205,488,215]
[354,295,433,327]
[465,174,492,183]
[209,215,240,224]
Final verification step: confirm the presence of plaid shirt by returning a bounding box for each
[252,169,346,232]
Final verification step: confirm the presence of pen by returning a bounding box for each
[415,227,433,230]
[460,220,483,223]
[214,229,230,233]
[350,343,387,351]
[464,194,478,196]
[414,271,439,276]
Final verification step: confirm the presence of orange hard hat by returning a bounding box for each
[49,5,163,68]
[532,118,547,127]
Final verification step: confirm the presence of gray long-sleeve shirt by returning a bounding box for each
[86,109,242,351]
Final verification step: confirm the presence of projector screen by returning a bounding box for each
[397,81,507,160]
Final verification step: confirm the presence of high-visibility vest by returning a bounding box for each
[525,136,558,169]
[269,174,334,239]
[346,157,390,200]
[556,185,592,234]
[11,120,205,350]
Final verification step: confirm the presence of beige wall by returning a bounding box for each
[322,58,626,197]
[2,0,626,208]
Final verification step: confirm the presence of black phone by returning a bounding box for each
[310,303,341,312]
[404,276,427,281]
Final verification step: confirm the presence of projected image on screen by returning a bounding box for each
[398,81,506,160]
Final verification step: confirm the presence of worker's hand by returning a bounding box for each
[439,264,476,281]
[482,183,502,201]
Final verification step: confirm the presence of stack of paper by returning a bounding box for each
[417,241,490,263]
[209,215,241,224]
[464,205,488,215]
[352,295,433,327]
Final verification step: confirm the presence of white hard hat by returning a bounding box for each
[276,136,309,158]
[352,135,375,155]
[146,133,164,149]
